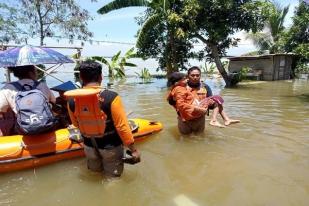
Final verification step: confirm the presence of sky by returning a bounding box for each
[25,0,301,57]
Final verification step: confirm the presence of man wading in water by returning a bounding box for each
[186,66,240,128]
[66,60,140,178]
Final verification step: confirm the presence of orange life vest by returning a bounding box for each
[64,87,107,138]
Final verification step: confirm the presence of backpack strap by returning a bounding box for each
[9,82,23,91]
[10,81,41,91]
[32,80,41,89]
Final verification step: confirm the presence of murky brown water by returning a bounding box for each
[1,77,309,206]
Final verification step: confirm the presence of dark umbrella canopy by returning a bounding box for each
[0,45,74,67]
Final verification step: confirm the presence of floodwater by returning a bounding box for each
[0,75,309,206]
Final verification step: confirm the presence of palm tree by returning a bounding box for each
[97,0,182,75]
[246,0,289,54]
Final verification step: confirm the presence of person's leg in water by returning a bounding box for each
[209,103,225,128]
[217,104,240,126]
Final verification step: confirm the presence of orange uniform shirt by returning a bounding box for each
[169,86,204,121]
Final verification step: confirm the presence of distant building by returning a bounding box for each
[227,54,296,81]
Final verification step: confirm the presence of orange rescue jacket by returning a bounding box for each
[168,85,205,121]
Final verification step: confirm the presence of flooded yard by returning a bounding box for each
[0,76,308,206]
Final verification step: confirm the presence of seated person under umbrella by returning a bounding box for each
[51,81,77,128]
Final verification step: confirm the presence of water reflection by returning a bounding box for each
[0,77,309,206]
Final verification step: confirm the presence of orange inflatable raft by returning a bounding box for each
[0,118,162,173]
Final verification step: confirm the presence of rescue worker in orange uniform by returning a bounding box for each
[66,60,140,178]
[187,66,240,128]
[167,72,208,134]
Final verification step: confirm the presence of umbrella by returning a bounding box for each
[0,45,74,67]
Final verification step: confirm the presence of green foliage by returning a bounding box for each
[295,62,309,74]
[135,68,152,81]
[201,63,216,74]
[239,66,251,81]
[98,0,195,75]
[185,0,269,86]
[4,0,93,46]
[246,0,289,54]
[228,66,251,85]
[0,3,23,43]
[135,0,194,73]
[283,2,309,65]
[97,0,272,86]
[97,0,149,14]
[92,48,137,79]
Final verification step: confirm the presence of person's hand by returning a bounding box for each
[130,149,141,163]
[198,106,208,114]
[208,98,215,105]
[126,144,141,164]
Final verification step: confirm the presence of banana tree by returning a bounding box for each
[135,67,151,80]
[92,48,137,79]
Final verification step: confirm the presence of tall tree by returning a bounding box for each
[185,0,269,87]
[246,0,289,54]
[97,0,194,75]
[283,1,309,68]
[9,0,94,46]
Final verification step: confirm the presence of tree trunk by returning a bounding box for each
[166,62,174,76]
[35,2,45,46]
[166,28,178,77]
[208,43,232,87]
[195,34,233,87]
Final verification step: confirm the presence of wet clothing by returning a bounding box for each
[67,86,134,177]
[177,115,205,135]
[84,144,124,177]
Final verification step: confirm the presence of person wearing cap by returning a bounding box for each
[66,60,141,178]
[167,72,208,134]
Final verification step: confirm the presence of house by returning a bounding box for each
[227,54,295,81]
